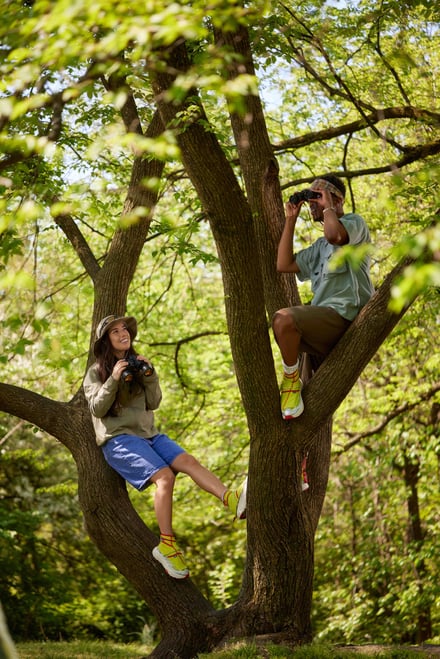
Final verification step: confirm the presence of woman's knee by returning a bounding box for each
[171,453,199,474]
[152,466,175,489]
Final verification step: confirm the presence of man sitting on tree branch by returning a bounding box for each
[273,174,374,420]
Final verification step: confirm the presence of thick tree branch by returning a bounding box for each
[296,256,419,448]
[46,92,64,142]
[102,71,144,135]
[0,383,85,451]
[214,23,298,316]
[54,92,165,292]
[277,138,440,188]
[274,106,440,154]
[54,213,101,281]
[149,40,277,429]
[100,107,165,278]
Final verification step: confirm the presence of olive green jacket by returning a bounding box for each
[83,364,162,446]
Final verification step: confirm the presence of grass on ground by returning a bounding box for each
[16,640,152,659]
[16,640,435,659]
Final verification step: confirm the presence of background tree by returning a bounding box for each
[0,0,438,656]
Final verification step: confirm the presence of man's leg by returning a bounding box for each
[272,305,351,419]
[272,308,304,419]
[272,308,301,366]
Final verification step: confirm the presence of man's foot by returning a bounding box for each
[280,372,304,419]
[224,477,247,520]
[152,539,189,579]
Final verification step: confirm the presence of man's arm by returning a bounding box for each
[318,188,349,245]
[277,201,301,273]
[322,207,349,245]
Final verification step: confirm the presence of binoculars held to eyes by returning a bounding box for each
[289,189,322,205]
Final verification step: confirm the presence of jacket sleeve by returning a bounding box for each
[143,371,162,411]
[83,365,119,418]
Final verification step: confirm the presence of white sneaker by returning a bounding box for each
[236,477,247,519]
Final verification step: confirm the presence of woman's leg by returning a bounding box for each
[149,433,246,518]
[170,453,226,500]
[150,466,189,579]
[171,452,247,520]
[149,466,176,535]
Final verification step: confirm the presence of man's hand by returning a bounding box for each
[285,200,303,224]
[277,201,302,273]
[309,187,348,244]
[313,188,333,210]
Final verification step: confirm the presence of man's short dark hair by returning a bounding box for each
[320,174,346,198]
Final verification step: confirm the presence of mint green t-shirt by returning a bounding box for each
[295,213,374,321]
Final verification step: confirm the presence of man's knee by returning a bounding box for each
[272,308,298,337]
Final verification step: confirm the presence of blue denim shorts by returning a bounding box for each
[101,433,185,491]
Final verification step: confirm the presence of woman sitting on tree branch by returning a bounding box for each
[84,315,247,580]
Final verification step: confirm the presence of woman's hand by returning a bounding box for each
[136,356,154,376]
[112,359,128,382]
[136,355,153,367]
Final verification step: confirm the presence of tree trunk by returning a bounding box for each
[147,36,420,651]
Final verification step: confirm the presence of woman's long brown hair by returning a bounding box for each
[95,333,143,416]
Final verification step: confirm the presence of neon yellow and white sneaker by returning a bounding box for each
[280,372,304,419]
[152,539,189,579]
[224,477,247,520]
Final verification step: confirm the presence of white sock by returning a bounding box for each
[282,360,298,375]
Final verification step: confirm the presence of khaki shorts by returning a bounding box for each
[286,305,351,357]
